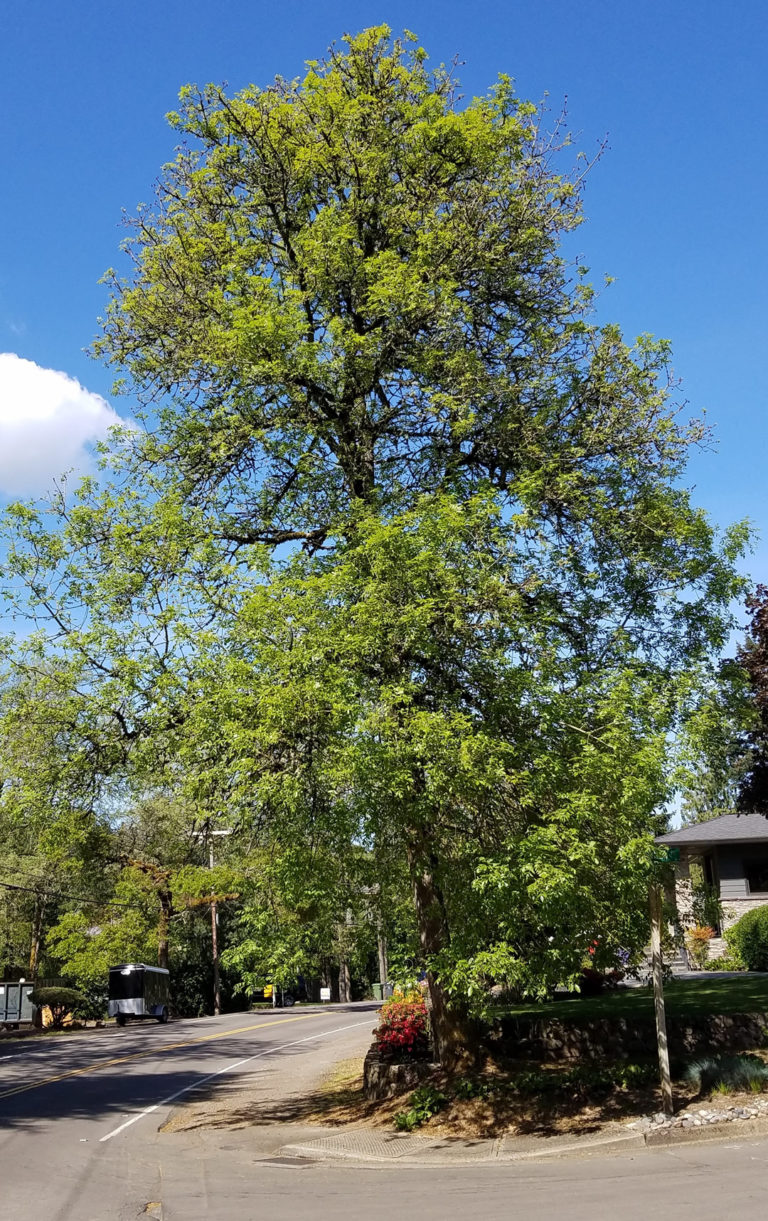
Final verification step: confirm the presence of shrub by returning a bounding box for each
[509,1062,656,1097]
[453,1076,492,1100]
[69,983,108,1021]
[685,925,715,969]
[578,967,608,996]
[376,993,430,1062]
[29,987,86,1030]
[391,1062,658,1129]
[702,949,745,972]
[685,1054,768,1095]
[577,967,624,996]
[393,1084,447,1130]
[387,984,426,1005]
[689,864,724,932]
[726,907,768,971]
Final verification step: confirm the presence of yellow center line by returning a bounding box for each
[0,1012,323,1102]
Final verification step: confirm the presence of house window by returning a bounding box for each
[745,856,768,895]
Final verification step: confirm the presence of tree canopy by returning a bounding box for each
[0,27,748,1059]
[736,586,768,812]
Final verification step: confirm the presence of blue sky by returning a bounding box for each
[1,0,766,589]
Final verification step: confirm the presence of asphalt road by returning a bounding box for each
[0,1003,375,1218]
[4,1005,768,1220]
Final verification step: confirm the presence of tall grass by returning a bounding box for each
[684,1055,768,1095]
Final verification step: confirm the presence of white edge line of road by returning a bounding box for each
[99,1018,374,1143]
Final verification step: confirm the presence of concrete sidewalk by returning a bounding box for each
[277,1113,768,1165]
[279,1126,642,1164]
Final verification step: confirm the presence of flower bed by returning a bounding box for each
[375,990,430,1063]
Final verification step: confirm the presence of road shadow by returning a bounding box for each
[163,1066,369,1132]
[0,1011,374,1132]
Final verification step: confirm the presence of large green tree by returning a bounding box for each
[736,585,768,812]
[0,28,747,1059]
[677,658,755,825]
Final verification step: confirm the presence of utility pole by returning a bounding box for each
[649,882,673,1115]
[198,821,232,1018]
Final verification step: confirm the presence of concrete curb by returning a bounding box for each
[0,1022,114,1043]
[278,1115,768,1166]
[0,1027,41,1042]
[643,1115,768,1146]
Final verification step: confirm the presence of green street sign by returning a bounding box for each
[654,845,680,863]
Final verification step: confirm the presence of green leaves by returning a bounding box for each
[0,28,750,1038]
[93,28,595,545]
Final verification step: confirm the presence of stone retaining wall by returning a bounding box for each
[496,1011,768,1062]
[363,1044,439,1100]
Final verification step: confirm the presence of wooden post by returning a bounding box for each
[649,882,673,1115]
[208,835,221,1017]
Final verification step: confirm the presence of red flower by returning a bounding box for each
[376,998,429,1060]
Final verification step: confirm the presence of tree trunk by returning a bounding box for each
[406,830,474,1069]
[124,858,174,972]
[337,906,353,1003]
[377,922,389,988]
[321,960,332,1003]
[157,887,172,971]
[338,959,351,1003]
[28,894,45,981]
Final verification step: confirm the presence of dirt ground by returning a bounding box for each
[163,1031,768,1142]
[163,1047,700,1140]
[295,1058,681,1138]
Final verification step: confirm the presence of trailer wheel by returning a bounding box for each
[116,1013,127,1027]
[156,1007,168,1024]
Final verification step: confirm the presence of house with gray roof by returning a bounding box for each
[658,813,768,958]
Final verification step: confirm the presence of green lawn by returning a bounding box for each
[499,976,768,1023]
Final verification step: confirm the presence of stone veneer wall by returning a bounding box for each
[721,898,768,932]
[705,898,768,959]
[673,852,697,928]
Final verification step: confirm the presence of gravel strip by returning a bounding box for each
[627,1097,768,1131]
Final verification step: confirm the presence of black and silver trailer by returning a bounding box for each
[108,963,170,1026]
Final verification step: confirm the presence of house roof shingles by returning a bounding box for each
[657,813,768,847]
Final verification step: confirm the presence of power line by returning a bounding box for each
[0,879,140,910]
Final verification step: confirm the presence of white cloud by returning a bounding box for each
[0,353,123,496]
